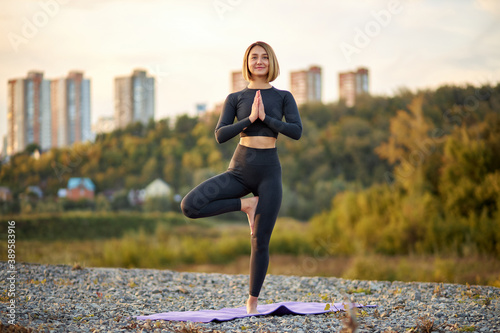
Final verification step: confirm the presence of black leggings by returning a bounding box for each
[181,144,282,297]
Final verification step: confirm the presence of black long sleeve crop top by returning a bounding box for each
[215,87,302,144]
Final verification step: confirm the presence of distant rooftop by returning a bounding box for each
[67,177,96,191]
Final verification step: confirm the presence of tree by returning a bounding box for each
[440,113,500,218]
[376,96,443,191]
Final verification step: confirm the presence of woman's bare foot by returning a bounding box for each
[241,196,259,235]
[246,295,259,314]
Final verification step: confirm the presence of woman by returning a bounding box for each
[181,41,302,314]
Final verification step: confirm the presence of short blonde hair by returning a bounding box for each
[242,41,280,83]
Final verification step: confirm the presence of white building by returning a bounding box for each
[144,178,172,199]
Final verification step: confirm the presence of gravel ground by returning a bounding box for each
[0,262,499,332]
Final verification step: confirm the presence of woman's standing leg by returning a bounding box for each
[246,165,282,313]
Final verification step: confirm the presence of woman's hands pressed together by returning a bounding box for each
[258,91,266,121]
[249,90,266,123]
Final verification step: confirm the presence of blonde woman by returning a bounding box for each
[181,41,302,314]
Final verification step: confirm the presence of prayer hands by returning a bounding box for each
[257,91,266,121]
[250,90,266,123]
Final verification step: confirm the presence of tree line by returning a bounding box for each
[1,83,499,235]
[309,85,500,257]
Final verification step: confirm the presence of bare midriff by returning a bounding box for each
[239,136,277,149]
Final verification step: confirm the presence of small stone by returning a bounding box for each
[435,311,445,317]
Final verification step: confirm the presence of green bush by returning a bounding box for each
[143,196,172,212]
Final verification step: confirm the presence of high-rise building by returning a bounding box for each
[51,78,67,147]
[1,135,7,159]
[338,67,369,107]
[290,66,322,106]
[114,76,132,129]
[6,70,91,156]
[50,71,92,147]
[231,71,247,93]
[40,77,51,150]
[115,69,155,129]
[7,71,51,155]
[68,71,92,145]
[7,78,24,155]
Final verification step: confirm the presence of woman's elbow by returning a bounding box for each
[292,126,302,140]
[214,131,225,144]
[215,136,226,144]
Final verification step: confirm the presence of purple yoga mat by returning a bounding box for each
[136,302,376,323]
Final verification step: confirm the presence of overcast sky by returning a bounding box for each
[1,0,499,146]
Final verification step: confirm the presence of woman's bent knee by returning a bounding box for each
[180,196,199,219]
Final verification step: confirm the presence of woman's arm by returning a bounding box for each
[214,94,252,144]
[262,91,302,140]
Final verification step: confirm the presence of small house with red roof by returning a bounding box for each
[66,177,95,201]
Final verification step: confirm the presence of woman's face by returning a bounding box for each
[248,45,269,79]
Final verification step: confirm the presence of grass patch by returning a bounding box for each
[2,215,499,287]
[341,254,500,286]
